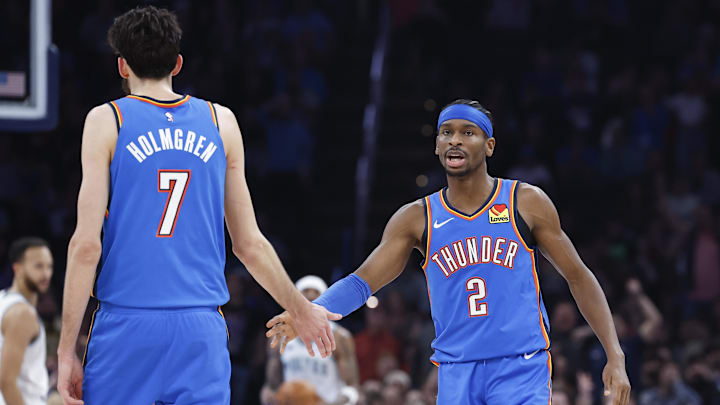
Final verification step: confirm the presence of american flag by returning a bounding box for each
[0,71,26,97]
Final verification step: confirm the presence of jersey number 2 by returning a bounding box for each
[466,277,488,317]
[157,170,190,237]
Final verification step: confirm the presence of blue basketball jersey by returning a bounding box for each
[97,95,228,308]
[422,178,550,363]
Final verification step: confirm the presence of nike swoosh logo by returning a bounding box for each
[523,349,542,360]
[433,218,454,229]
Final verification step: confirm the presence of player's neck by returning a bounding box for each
[9,280,38,307]
[128,76,182,101]
[445,169,495,213]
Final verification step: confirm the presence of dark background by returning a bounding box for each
[1,0,720,404]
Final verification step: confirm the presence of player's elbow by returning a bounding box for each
[69,236,102,264]
[232,236,268,265]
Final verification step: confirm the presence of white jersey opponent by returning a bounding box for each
[0,290,48,405]
[280,322,342,403]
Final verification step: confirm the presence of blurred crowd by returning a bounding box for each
[1,0,720,404]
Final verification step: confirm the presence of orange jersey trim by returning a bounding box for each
[546,350,553,405]
[82,302,101,366]
[431,360,440,367]
[421,196,433,305]
[439,180,502,221]
[207,101,218,128]
[510,180,550,348]
[421,196,432,269]
[110,101,123,128]
[127,94,191,108]
[218,306,229,340]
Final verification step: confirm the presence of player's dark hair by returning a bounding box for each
[107,6,182,79]
[8,237,49,264]
[443,99,494,127]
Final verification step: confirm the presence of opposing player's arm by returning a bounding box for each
[333,326,359,387]
[216,104,337,357]
[264,341,284,390]
[517,183,630,405]
[57,104,115,404]
[0,303,39,405]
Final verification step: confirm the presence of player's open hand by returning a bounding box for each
[266,304,341,358]
[57,352,84,405]
[602,358,631,405]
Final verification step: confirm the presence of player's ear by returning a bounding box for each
[171,54,183,77]
[117,57,130,79]
[11,262,21,276]
[434,136,440,156]
[485,137,495,157]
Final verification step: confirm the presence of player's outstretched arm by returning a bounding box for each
[57,105,115,405]
[517,183,631,405]
[0,303,39,405]
[216,104,339,358]
[266,200,425,350]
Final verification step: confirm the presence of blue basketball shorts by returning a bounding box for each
[82,303,231,405]
[437,349,552,405]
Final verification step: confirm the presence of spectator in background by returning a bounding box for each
[687,205,720,305]
[261,93,315,181]
[383,370,411,400]
[282,0,334,58]
[549,302,582,373]
[639,362,701,405]
[684,351,720,404]
[666,77,707,170]
[354,305,402,383]
[630,83,669,152]
[507,145,553,191]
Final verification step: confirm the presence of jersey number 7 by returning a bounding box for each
[157,170,191,237]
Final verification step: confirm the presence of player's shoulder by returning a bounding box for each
[210,103,240,134]
[386,199,426,241]
[1,301,38,337]
[514,181,558,229]
[394,199,426,223]
[210,103,236,122]
[86,102,116,122]
[515,181,551,207]
[209,103,240,154]
[82,104,119,150]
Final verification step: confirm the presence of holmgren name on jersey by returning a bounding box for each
[125,127,219,163]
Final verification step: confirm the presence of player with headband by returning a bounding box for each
[268,99,630,404]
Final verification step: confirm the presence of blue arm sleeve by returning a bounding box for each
[313,273,372,317]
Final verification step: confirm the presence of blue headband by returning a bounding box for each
[437,104,493,138]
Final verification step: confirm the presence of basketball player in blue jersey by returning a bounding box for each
[267,99,632,404]
[56,6,339,405]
